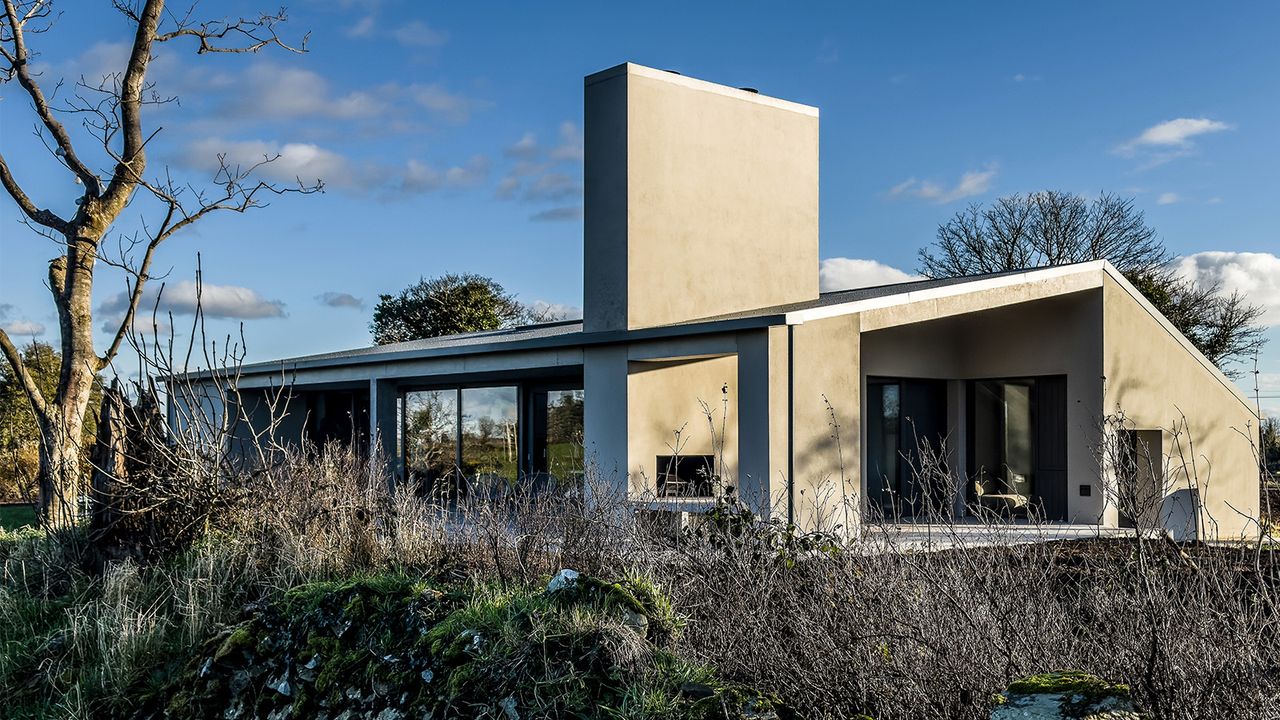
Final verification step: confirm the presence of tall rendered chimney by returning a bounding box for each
[582,63,820,332]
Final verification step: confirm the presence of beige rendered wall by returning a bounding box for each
[1101,274,1260,539]
[626,354,739,496]
[860,290,1106,522]
[583,63,820,332]
[789,314,861,532]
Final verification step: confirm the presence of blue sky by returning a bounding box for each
[1,1,1277,414]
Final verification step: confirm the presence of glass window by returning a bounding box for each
[971,380,1035,511]
[404,390,458,489]
[544,389,584,482]
[461,386,519,487]
[867,382,901,515]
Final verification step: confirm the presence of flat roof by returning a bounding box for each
[185,264,1098,381]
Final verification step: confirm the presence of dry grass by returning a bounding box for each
[2,441,1278,719]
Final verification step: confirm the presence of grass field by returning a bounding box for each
[0,503,37,530]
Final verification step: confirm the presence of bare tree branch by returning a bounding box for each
[1,0,104,196]
[0,327,50,422]
[152,9,309,54]
[0,152,68,231]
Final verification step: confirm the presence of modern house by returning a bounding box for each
[186,63,1262,539]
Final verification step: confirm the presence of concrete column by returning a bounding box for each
[370,378,399,488]
[583,345,629,495]
[947,379,968,516]
[736,328,790,518]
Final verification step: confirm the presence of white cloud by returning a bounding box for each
[889,165,997,204]
[819,258,920,292]
[2,320,46,337]
[1256,373,1280,419]
[494,176,520,200]
[182,137,486,197]
[317,292,364,309]
[1157,192,1180,205]
[99,280,286,321]
[530,206,582,222]
[549,122,584,162]
[1128,118,1231,148]
[523,173,581,202]
[0,305,46,337]
[184,137,353,186]
[347,15,376,37]
[529,300,583,321]
[392,20,448,48]
[1175,251,1280,326]
[224,63,391,121]
[443,155,490,187]
[1012,73,1026,82]
[408,83,483,123]
[401,156,490,194]
[496,121,583,212]
[1116,118,1232,164]
[504,133,539,160]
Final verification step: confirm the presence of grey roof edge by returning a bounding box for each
[173,314,787,382]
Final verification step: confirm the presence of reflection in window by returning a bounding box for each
[971,380,1034,513]
[867,382,901,515]
[461,386,519,487]
[545,389,584,482]
[404,390,458,491]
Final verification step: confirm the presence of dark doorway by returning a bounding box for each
[305,390,370,454]
[866,378,949,519]
[967,376,1067,521]
[1118,429,1163,529]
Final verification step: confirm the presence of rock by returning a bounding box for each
[546,569,580,594]
[269,674,292,697]
[375,709,404,720]
[992,671,1145,719]
[297,654,320,682]
[679,682,717,700]
[620,608,649,633]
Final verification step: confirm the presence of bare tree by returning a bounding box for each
[0,1,320,527]
[919,191,1265,375]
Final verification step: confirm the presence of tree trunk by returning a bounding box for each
[37,412,86,528]
[90,380,128,533]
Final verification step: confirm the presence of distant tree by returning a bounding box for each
[918,191,1266,375]
[1263,417,1280,474]
[0,343,101,502]
[370,273,552,345]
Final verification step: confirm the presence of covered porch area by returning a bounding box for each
[859,288,1107,525]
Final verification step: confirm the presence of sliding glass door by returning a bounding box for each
[404,389,460,496]
[460,386,519,488]
[866,378,948,519]
[967,376,1067,520]
[402,383,584,498]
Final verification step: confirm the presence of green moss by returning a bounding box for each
[1006,670,1130,700]
[213,623,256,662]
[151,571,777,720]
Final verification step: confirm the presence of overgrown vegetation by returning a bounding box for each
[1,440,1278,719]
